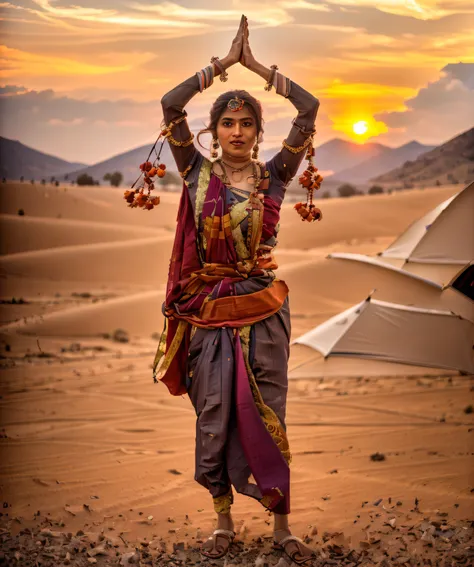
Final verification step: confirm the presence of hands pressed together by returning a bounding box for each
[221,15,262,76]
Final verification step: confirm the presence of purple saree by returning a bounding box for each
[156,69,320,516]
[154,158,291,513]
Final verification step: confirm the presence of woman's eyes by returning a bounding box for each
[222,121,254,127]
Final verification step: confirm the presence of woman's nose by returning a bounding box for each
[233,124,242,136]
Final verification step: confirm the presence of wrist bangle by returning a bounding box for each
[264,64,278,92]
[196,64,215,93]
[211,56,228,82]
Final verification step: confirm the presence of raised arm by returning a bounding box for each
[160,16,246,178]
[240,18,319,185]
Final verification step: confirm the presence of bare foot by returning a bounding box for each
[201,513,235,559]
[273,528,314,565]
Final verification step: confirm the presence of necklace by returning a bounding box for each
[214,158,261,195]
[221,159,252,183]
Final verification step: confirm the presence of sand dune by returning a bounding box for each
[0,182,180,229]
[0,214,169,255]
[1,236,173,284]
[278,185,460,249]
[1,289,164,337]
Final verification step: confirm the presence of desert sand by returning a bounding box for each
[0,181,473,566]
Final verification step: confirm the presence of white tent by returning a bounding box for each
[329,182,474,289]
[292,297,474,374]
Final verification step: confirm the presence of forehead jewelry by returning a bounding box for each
[227,97,245,112]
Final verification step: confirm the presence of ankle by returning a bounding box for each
[274,527,291,535]
[217,511,234,529]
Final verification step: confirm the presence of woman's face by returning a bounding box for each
[216,106,258,160]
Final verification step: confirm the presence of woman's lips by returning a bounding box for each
[230,141,244,147]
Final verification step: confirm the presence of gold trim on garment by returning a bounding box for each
[239,326,292,465]
[195,158,212,230]
[213,488,234,514]
[153,320,188,380]
[232,224,250,262]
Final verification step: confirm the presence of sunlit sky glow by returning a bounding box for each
[0,0,473,163]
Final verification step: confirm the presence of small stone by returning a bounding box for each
[370,452,386,462]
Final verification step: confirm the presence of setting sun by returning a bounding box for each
[353,121,369,135]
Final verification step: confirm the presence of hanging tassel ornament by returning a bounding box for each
[124,114,188,211]
[294,137,324,223]
[124,161,165,211]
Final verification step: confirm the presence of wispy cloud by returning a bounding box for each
[325,0,474,20]
[0,45,147,78]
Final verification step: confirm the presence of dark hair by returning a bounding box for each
[197,90,264,149]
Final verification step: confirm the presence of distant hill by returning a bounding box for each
[63,141,180,186]
[374,127,474,187]
[0,137,86,181]
[263,138,389,175]
[332,141,435,183]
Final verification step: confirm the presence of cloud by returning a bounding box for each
[0,45,132,78]
[0,84,27,95]
[324,0,474,20]
[375,62,474,143]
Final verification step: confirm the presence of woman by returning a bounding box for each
[154,15,319,565]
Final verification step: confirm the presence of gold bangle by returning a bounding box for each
[282,135,313,154]
[264,64,278,92]
[166,132,195,147]
[211,56,228,82]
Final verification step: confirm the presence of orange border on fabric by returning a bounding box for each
[187,280,289,328]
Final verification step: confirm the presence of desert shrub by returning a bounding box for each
[76,173,95,186]
[41,179,46,185]
[338,183,357,198]
[103,171,123,187]
[322,191,331,199]
[20,176,24,183]
[368,185,384,195]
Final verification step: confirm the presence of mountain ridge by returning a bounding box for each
[373,127,474,186]
[0,137,86,181]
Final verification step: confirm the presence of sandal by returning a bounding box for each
[273,534,315,565]
[200,528,235,559]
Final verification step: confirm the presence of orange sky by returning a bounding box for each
[1,1,473,163]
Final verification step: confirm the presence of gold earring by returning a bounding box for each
[252,141,259,160]
[211,137,219,159]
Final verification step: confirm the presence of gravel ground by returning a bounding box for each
[1,507,473,566]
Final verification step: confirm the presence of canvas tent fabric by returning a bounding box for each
[292,298,474,374]
[329,182,474,288]
[381,181,473,265]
